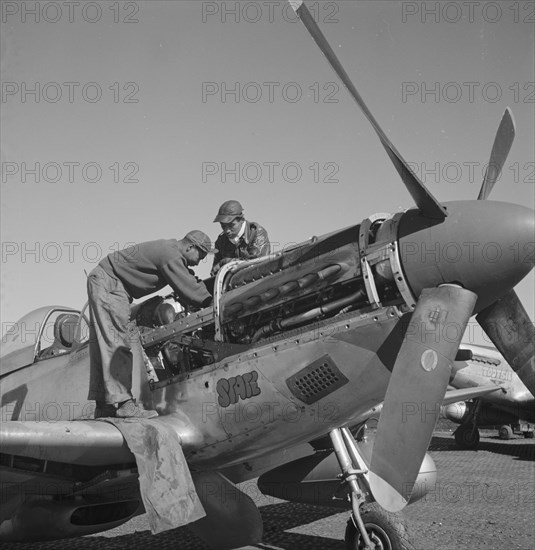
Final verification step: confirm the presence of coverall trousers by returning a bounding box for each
[87,265,135,404]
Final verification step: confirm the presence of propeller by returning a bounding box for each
[369,285,477,511]
[476,290,535,397]
[473,110,535,397]
[289,0,447,220]
[290,0,464,509]
[290,0,534,508]
[477,107,516,200]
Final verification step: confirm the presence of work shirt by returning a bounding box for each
[100,239,211,307]
[211,221,270,276]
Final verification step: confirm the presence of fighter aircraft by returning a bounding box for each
[1,1,534,549]
[443,344,535,449]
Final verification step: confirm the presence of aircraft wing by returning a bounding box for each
[0,417,207,536]
[0,419,135,465]
[442,385,503,406]
[1,417,265,547]
[342,384,503,429]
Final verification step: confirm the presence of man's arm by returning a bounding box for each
[210,234,225,277]
[161,258,212,308]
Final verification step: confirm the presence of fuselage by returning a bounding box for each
[450,344,535,423]
[1,199,534,470]
[0,303,404,469]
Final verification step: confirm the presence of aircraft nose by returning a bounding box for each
[398,201,535,313]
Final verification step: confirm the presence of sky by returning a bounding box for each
[1,0,534,346]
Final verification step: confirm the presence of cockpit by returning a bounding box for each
[0,306,88,375]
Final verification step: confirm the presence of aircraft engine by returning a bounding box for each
[0,497,142,542]
[257,445,436,509]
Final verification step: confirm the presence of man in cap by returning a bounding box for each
[87,230,216,419]
[211,200,270,276]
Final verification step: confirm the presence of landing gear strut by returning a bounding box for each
[453,398,482,450]
[330,428,414,550]
[454,423,480,450]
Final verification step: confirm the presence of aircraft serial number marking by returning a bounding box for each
[482,366,513,382]
[216,371,261,407]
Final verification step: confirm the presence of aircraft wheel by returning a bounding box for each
[344,503,414,550]
[499,425,513,440]
[454,425,480,450]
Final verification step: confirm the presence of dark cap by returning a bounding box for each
[213,199,244,223]
[184,230,217,254]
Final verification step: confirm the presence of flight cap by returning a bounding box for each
[213,200,244,223]
[184,230,217,254]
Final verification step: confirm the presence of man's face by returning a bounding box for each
[220,218,243,240]
[185,246,206,266]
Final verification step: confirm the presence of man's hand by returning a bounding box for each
[210,258,232,277]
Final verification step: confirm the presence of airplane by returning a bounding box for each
[1,1,534,549]
[443,344,535,449]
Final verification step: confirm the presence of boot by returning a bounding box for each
[94,402,117,418]
[116,399,158,419]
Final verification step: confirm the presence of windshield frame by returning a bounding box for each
[1,306,83,374]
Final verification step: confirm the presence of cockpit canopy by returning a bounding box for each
[0,306,87,375]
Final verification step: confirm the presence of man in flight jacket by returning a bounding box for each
[210,200,270,276]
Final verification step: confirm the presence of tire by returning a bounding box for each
[523,430,534,439]
[454,425,480,450]
[344,503,414,550]
[499,425,513,440]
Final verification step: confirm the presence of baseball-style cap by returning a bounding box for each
[213,200,244,223]
[184,230,217,254]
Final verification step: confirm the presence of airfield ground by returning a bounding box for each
[1,423,533,550]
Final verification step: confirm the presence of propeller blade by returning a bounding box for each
[477,107,516,200]
[190,472,263,549]
[369,285,477,512]
[476,289,535,397]
[290,0,447,220]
